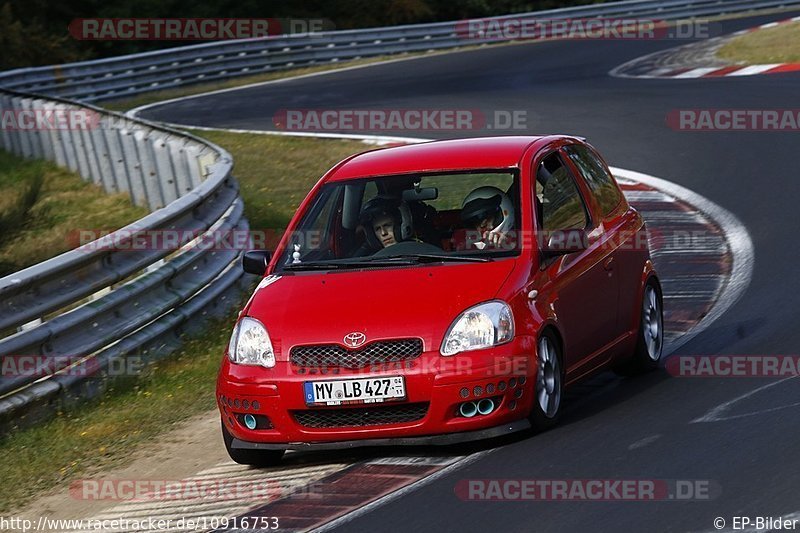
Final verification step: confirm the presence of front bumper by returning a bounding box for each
[231,419,531,451]
[216,335,537,448]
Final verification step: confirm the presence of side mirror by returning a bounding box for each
[242,250,271,275]
[541,229,588,257]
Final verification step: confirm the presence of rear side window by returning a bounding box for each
[536,152,589,231]
[565,145,623,216]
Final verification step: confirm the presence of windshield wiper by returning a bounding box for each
[282,258,417,271]
[363,253,492,263]
[283,254,491,271]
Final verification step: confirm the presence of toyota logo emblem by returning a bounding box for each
[343,332,367,348]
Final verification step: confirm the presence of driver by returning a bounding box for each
[353,196,411,255]
[460,186,515,249]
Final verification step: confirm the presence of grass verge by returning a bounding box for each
[718,21,800,64]
[0,150,147,277]
[0,132,370,513]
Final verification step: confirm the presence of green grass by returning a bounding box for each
[0,150,148,277]
[0,132,369,513]
[718,21,800,64]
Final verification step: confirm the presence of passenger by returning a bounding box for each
[460,186,515,249]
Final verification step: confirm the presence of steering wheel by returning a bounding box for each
[371,240,444,257]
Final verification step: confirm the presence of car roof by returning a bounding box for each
[327,136,552,181]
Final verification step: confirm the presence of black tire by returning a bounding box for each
[614,278,664,376]
[528,331,564,431]
[221,421,284,467]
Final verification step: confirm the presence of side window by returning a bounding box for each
[565,145,623,217]
[536,152,589,231]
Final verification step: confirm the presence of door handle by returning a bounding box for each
[603,256,615,271]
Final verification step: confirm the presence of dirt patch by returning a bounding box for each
[12,409,225,524]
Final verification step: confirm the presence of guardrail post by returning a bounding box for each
[168,138,197,195]
[0,93,13,153]
[7,96,26,157]
[43,101,69,167]
[151,134,181,205]
[79,115,104,186]
[103,118,133,195]
[19,97,43,159]
[32,98,55,161]
[119,126,148,206]
[91,116,117,193]
[136,129,161,209]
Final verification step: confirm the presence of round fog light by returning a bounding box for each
[243,414,257,430]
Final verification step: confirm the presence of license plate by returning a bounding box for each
[304,376,406,406]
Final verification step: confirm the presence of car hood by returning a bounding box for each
[245,259,517,360]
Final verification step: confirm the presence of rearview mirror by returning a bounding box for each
[541,229,588,257]
[402,187,438,202]
[242,250,271,275]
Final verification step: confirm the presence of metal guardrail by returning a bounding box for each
[0,0,796,103]
[0,0,796,431]
[0,88,249,432]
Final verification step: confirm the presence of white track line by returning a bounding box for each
[727,64,782,76]
[674,67,723,78]
[691,375,800,423]
[610,167,754,355]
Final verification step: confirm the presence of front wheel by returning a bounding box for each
[528,332,564,431]
[221,421,284,467]
[615,279,664,376]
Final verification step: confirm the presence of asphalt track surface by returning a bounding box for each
[140,12,800,533]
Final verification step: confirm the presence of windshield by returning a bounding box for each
[276,170,521,271]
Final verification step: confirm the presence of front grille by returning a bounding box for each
[290,338,423,369]
[292,402,429,428]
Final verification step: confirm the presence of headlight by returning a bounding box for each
[440,300,514,356]
[227,317,276,368]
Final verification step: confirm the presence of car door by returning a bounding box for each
[563,143,632,337]
[532,150,619,377]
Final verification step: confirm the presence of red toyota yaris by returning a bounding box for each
[217,136,663,465]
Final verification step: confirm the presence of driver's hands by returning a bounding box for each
[483,229,508,247]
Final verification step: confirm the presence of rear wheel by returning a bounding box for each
[221,421,284,467]
[615,279,664,376]
[528,332,564,431]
